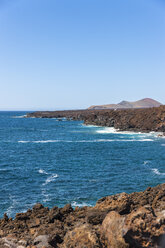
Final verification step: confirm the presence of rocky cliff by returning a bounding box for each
[27,105,165,133]
[0,183,165,248]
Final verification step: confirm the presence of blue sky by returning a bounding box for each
[0,0,164,110]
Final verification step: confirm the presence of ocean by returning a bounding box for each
[0,111,165,218]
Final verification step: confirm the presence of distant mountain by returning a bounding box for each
[88,98,162,110]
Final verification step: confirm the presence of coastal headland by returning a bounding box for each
[27,105,165,133]
[0,183,165,247]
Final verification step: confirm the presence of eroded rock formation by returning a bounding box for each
[0,183,165,248]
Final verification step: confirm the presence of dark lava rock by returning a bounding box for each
[27,105,165,133]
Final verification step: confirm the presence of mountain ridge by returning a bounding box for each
[88,98,162,109]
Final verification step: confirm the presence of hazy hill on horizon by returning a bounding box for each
[88,98,162,110]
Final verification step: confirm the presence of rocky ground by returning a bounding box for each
[26,105,165,133]
[0,183,165,248]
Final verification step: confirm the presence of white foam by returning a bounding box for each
[71,201,92,208]
[96,127,118,134]
[33,140,59,143]
[43,173,58,186]
[91,139,153,142]
[64,139,153,142]
[39,169,48,175]
[143,161,149,165]
[18,140,30,143]
[150,131,165,137]
[18,138,154,144]
[161,144,165,146]
[94,127,164,138]
[95,127,147,135]
[6,195,18,217]
[82,124,100,128]
[18,140,60,143]
[41,189,50,203]
[12,115,27,118]
[151,168,165,176]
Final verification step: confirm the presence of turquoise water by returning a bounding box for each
[0,111,165,218]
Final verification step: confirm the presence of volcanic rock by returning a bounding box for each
[26,105,165,133]
[0,184,165,247]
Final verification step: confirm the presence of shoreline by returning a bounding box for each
[1,108,164,247]
[0,183,165,247]
[26,105,165,134]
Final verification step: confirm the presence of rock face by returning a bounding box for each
[27,105,165,133]
[0,184,165,247]
[88,98,162,110]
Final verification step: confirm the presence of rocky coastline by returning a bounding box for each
[0,183,165,247]
[5,106,164,247]
[26,105,165,133]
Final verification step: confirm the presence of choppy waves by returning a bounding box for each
[1,111,165,218]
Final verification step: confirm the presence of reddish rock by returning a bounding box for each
[63,224,101,248]
[0,184,165,247]
[102,211,128,248]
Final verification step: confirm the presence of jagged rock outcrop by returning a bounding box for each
[0,184,165,247]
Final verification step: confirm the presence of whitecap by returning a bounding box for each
[18,140,30,143]
[12,115,27,118]
[92,139,153,142]
[71,201,92,208]
[143,161,149,165]
[18,139,109,143]
[33,140,59,143]
[18,140,60,143]
[42,173,58,186]
[82,124,100,128]
[38,169,48,175]
[96,127,118,134]
[41,189,50,203]
[18,138,154,144]
[151,168,165,176]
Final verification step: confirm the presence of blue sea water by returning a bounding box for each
[0,111,165,218]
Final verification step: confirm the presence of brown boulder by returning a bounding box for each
[63,224,101,248]
[123,205,165,247]
[95,192,131,215]
[86,210,108,225]
[102,211,128,248]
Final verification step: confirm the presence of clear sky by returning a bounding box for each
[0,0,165,110]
